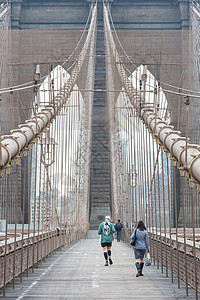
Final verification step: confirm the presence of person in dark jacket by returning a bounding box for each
[98,216,116,266]
[115,219,123,242]
[130,220,150,277]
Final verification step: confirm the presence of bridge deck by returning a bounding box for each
[1,231,196,299]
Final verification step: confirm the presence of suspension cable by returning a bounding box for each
[106,2,200,97]
[0,3,94,93]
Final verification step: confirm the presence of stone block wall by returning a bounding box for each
[4,0,196,229]
[116,29,194,136]
[8,28,82,132]
[111,3,181,29]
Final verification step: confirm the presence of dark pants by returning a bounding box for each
[117,231,121,242]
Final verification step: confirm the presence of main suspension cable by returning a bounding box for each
[0,3,95,94]
[106,2,200,97]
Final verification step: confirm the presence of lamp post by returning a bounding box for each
[128,166,137,188]
[40,130,57,230]
[33,64,40,111]
[128,166,137,231]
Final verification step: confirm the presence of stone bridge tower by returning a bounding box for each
[8,0,194,227]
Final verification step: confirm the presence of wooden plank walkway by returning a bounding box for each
[0,230,196,299]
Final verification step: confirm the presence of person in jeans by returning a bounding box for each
[130,220,150,277]
[115,219,123,242]
[98,216,116,266]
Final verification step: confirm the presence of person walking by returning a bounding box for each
[98,215,116,266]
[115,219,123,242]
[130,220,150,277]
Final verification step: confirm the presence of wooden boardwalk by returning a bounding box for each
[0,231,196,299]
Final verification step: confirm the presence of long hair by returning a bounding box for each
[137,220,146,231]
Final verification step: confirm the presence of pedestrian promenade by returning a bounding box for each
[1,231,196,299]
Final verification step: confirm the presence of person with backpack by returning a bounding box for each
[130,220,150,277]
[115,219,123,242]
[98,215,116,266]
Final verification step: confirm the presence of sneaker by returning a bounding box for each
[109,258,113,265]
[104,261,108,266]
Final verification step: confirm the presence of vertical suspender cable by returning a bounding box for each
[33,140,37,271]
[190,187,198,300]
[37,142,42,267]
[173,161,180,288]
[161,149,168,277]
[13,162,19,288]
[3,169,10,296]
[157,148,163,272]
[20,152,27,283]
[180,175,188,295]
[166,154,173,282]
[27,147,33,276]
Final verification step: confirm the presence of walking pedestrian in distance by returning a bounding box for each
[130,220,150,277]
[98,215,116,266]
[115,219,123,242]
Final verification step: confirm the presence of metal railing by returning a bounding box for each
[0,3,97,295]
[104,2,200,298]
